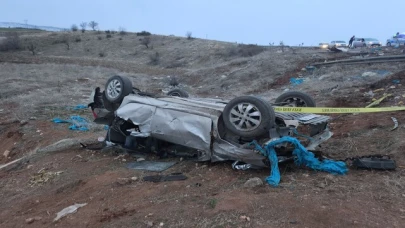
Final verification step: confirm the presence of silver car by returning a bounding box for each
[328,41,347,48]
[352,38,381,48]
[88,76,332,167]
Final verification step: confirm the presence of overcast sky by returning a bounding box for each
[2,0,404,46]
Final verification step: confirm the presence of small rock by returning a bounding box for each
[116,178,132,185]
[146,221,154,227]
[159,222,164,226]
[316,182,326,189]
[3,150,10,158]
[246,217,251,222]
[325,174,336,183]
[179,157,183,161]
[240,215,247,220]
[353,220,359,225]
[131,176,138,181]
[26,218,34,224]
[221,75,227,79]
[289,220,298,224]
[244,177,263,188]
[20,120,28,126]
[27,165,34,169]
[400,208,405,213]
[137,158,146,162]
[34,216,42,221]
[122,159,127,162]
[29,117,37,120]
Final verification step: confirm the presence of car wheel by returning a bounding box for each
[274,91,316,107]
[104,75,133,103]
[167,89,189,98]
[102,92,120,111]
[222,96,275,138]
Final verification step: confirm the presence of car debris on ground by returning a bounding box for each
[53,203,87,222]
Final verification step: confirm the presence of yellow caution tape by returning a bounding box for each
[273,106,405,114]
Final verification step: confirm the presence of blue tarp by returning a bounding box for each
[73,104,88,110]
[250,136,348,187]
[290,78,304,85]
[52,115,89,131]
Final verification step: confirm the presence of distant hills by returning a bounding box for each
[0,22,66,32]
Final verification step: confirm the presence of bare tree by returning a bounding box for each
[141,36,151,48]
[80,22,87,33]
[118,27,126,35]
[186,31,193,40]
[88,21,98,31]
[27,42,38,55]
[71,24,78,32]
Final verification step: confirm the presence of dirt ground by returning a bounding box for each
[1,31,405,228]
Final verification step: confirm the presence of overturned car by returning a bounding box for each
[88,75,332,168]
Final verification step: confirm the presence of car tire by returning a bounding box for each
[222,96,275,138]
[275,91,316,107]
[167,89,189,98]
[104,75,133,103]
[102,92,120,111]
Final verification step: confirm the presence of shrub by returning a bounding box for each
[27,42,38,55]
[149,52,160,65]
[238,44,265,57]
[71,24,78,32]
[106,34,112,39]
[141,36,151,48]
[105,30,111,34]
[99,51,106,57]
[224,44,265,57]
[75,37,81,42]
[136,31,151,36]
[186,31,193,40]
[119,37,123,40]
[0,32,20,51]
[97,36,102,40]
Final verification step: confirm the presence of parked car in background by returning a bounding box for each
[352,38,381,48]
[328,41,347,48]
[319,42,329,49]
[386,34,405,46]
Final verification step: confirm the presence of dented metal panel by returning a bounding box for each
[150,108,212,151]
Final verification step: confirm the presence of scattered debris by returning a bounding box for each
[290,77,304,85]
[54,203,87,222]
[352,156,396,170]
[243,177,263,188]
[73,104,88,110]
[127,161,177,172]
[3,150,10,158]
[29,169,63,186]
[143,173,187,182]
[116,177,137,185]
[391,117,399,131]
[365,94,391,108]
[250,137,347,187]
[240,215,251,222]
[52,115,89,131]
[232,161,252,170]
[25,217,41,224]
